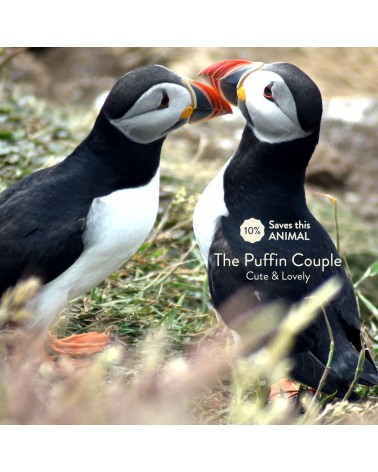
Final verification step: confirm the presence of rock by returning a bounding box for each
[307,143,352,189]
[324,96,378,126]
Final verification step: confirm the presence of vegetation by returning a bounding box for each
[0,50,378,425]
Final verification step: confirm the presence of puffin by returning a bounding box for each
[193,59,378,398]
[0,64,231,352]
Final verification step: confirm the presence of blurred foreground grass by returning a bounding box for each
[1,66,378,424]
[5,273,375,425]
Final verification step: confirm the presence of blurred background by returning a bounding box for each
[4,47,377,269]
[4,47,378,214]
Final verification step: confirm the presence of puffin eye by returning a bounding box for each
[158,91,170,109]
[264,83,274,101]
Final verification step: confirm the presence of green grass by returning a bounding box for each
[58,188,217,352]
[1,79,378,425]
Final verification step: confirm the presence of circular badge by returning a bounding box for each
[240,218,265,243]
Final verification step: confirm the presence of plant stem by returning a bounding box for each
[342,333,366,401]
[310,306,334,407]
[0,48,27,70]
[333,199,340,254]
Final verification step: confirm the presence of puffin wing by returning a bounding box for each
[0,168,87,294]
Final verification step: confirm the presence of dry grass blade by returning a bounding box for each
[342,333,366,402]
[261,278,341,367]
[311,306,335,403]
[227,278,342,425]
[313,192,340,253]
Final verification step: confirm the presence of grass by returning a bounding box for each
[1,68,378,425]
[58,187,217,351]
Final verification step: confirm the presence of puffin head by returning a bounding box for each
[100,64,232,144]
[199,60,322,144]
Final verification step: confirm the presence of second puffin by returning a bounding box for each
[194,59,378,398]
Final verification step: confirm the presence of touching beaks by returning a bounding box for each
[199,60,265,105]
[182,79,233,123]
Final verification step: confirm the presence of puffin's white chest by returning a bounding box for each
[29,169,160,328]
[193,159,230,266]
[83,169,160,269]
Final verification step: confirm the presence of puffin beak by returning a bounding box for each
[181,79,233,123]
[199,60,265,106]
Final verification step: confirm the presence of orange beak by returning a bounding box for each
[182,78,233,123]
[199,59,265,105]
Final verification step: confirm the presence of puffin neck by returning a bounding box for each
[73,112,164,189]
[224,125,319,215]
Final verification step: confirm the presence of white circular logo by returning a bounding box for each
[240,218,265,243]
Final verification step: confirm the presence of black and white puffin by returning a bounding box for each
[194,59,378,397]
[0,64,231,350]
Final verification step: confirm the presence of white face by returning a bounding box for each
[241,70,311,144]
[110,82,192,144]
